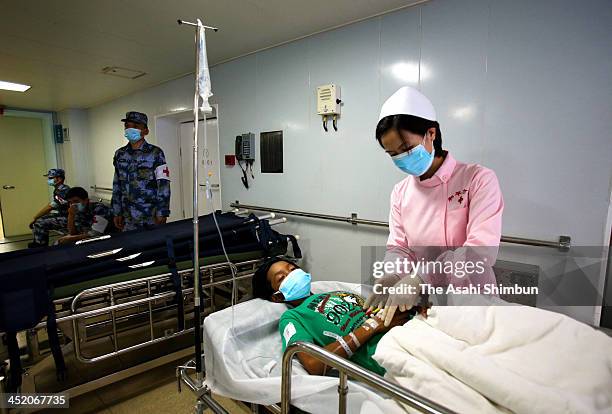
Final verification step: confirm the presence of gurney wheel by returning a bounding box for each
[194,400,206,414]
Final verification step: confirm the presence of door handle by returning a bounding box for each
[2,185,15,190]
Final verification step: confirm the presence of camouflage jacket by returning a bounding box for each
[73,201,112,236]
[50,183,71,216]
[111,141,171,220]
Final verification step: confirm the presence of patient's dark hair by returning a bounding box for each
[66,186,88,200]
[375,114,443,156]
[252,256,296,300]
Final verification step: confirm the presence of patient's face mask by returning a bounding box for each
[276,269,311,302]
[47,178,55,186]
[124,127,142,143]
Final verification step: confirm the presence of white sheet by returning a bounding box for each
[373,294,612,414]
[202,281,391,413]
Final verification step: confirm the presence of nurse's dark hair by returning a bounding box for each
[252,256,298,300]
[375,114,443,156]
[66,186,88,200]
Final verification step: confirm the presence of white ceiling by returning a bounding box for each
[0,0,422,112]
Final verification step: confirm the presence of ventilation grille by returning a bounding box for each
[102,66,146,80]
[318,88,332,100]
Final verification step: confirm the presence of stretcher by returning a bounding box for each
[0,211,300,398]
[178,281,457,414]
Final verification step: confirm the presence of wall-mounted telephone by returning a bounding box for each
[235,133,255,161]
[235,133,255,189]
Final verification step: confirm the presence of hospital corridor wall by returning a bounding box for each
[83,0,612,325]
[57,108,93,192]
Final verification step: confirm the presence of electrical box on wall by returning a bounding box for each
[54,124,64,143]
[316,84,341,115]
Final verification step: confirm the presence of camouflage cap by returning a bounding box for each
[44,168,65,178]
[121,111,148,127]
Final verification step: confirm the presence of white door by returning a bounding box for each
[155,117,184,222]
[179,118,221,218]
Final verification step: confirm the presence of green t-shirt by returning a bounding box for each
[279,291,386,376]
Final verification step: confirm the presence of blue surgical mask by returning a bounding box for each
[124,128,142,143]
[278,269,312,301]
[392,135,434,176]
[47,178,55,186]
[77,202,86,212]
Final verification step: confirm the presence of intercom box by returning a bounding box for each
[316,84,341,115]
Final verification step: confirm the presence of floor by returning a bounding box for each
[0,234,31,253]
[37,361,251,414]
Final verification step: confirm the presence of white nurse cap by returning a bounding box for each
[378,86,437,122]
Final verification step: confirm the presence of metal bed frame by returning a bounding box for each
[4,257,265,401]
[176,340,458,414]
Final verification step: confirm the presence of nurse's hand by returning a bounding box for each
[363,273,401,312]
[380,274,423,327]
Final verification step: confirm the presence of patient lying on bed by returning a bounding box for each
[252,257,419,377]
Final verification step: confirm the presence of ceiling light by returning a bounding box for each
[0,80,31,92]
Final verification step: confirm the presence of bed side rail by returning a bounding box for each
[67,259,261,364]
[282,341,458,414]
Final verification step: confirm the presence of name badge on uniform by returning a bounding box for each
[155,164,171,181]
[92,215,109,234]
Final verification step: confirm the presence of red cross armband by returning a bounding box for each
[91,215,109,234]
[155,164,171,181]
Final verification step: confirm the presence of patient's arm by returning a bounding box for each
[67,204,78,235]
[297,313,410,375]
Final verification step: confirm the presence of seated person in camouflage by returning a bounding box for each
[56,187,112,245]
[28,168,71,248]
[111,111,171,232]
[252,257,420,376]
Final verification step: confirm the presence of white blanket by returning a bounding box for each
[373,296,612,414]
[203,281,391,413]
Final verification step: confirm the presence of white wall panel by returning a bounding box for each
[83,0,612,323]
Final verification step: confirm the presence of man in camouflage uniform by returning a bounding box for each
[111,111,171,232]
[28,168,71,248]
[56,187,112,245]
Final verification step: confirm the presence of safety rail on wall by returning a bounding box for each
[231,202,571,252]
[90,185,113,193]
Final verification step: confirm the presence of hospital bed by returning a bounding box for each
[178,278,612,414]
[177,281,458,414]
[0,211,299,402]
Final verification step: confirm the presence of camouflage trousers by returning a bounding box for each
[123,216,157,232]
[32,214,68,245]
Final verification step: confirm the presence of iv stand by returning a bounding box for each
[177,17,218,386]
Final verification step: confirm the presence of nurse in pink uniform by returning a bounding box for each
[365,86,504,326]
